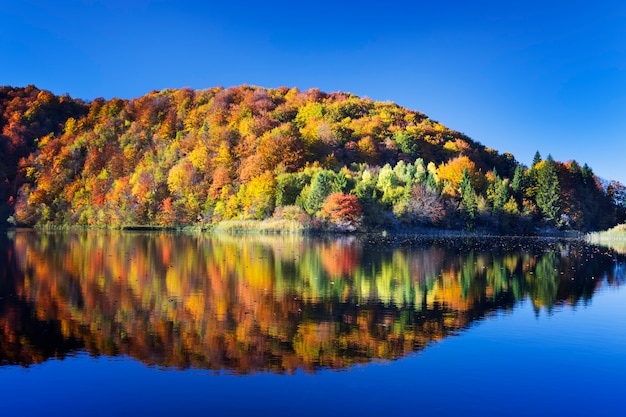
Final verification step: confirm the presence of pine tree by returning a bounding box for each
[460,168,477,230]
[511,165,524,195]
[426,171,438,192]
[332,170,348,193]
[305,170,333,214]
[493,180,509,214]
[532,151,542,167]
[536,154,560,222]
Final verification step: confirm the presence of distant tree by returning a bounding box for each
[607,180,626,208]
[568,160,582,174]
[258,124,304,172]
[532,151,542,167]
[376,163,404,205]
[240,170,276,219]
[425,171,438,192]
[503,196,520,216]
[581,163,593,184]
[392,130,419,158]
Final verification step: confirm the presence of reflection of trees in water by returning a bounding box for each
[0,232,623,372]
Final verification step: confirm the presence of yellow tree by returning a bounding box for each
[240,170,276,219]
[437,155,482,197]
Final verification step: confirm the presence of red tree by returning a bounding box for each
[320,193,363,232]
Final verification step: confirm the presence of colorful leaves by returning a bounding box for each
[1,85,622,230]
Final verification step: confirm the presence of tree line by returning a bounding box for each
[1,85,624,231]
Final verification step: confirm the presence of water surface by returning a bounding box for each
[0,231,624,416]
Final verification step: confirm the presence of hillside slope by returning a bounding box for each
[1,85,624,231]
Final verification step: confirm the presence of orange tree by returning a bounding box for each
[320,192,363,232]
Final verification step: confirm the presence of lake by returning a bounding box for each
[1,230,625,416]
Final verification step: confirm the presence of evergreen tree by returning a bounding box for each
[304,170,333,214]
[581,163,593,184]
[511,165,524,196]
[460,168,478,230]
[493,180,509,214]
[332,170,348,193]
[536,154,560,222]
[568,160,581,175]
[426,171,438,192]
[414,158,427,184]
[532,151,542,167]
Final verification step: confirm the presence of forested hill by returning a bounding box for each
[1,85,624,231]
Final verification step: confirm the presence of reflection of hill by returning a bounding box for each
[0,232,623,373]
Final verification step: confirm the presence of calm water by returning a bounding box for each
[0,230,625,416]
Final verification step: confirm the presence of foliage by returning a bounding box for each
[394,184,445,226]
[0,85,623,232]
[319,192,363,232]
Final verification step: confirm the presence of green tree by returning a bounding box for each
[460,168,477,230]
[304,170,333,214]
[425,171,438,192]
[332,169,349,193]
[532,151,542,167]
[276,172,310,206]
[536,155,560,222]
[493,179,509,214]
[414,158,427,184]
[511,165,525,196]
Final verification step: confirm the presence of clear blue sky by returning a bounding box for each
[2,0,625,183]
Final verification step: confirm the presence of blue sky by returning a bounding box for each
[2,0,625,183]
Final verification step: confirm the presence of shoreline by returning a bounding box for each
[2,222,588,240]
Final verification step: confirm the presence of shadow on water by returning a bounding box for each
[1,230,624,373]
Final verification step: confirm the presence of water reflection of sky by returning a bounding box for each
[1,287,624,417]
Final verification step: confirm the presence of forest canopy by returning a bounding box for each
[1,85,624,232]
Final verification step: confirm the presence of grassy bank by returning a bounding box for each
[587,224,626,241]
[211,219,309,234]
[586,224,626,255]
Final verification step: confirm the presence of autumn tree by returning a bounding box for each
[395,184,445,225]
[437,155,482,197]
[4,85,623,231]
[276,172,310,207]
[239,170,276,219]
[258,123,304,172]
[320,193,363,232]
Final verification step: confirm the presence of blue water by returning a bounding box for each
[2,288,624,417]
[1,232,625,416]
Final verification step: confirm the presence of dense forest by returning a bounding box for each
[1,85,624,232]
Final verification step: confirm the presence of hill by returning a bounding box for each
[1,85,624,231]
